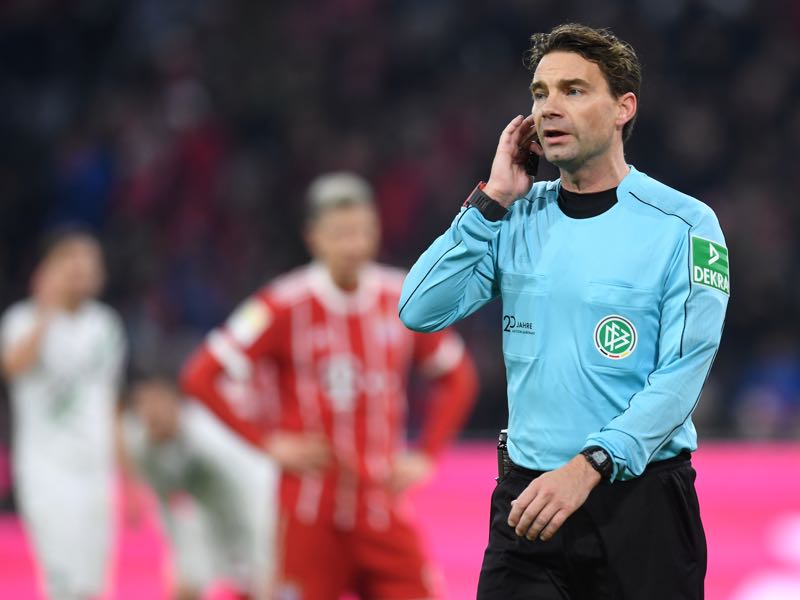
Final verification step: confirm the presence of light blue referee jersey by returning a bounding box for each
[399,166,729,481]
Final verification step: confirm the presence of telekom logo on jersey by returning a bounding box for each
[318,354,393,412]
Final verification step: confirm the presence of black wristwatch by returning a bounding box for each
[464,182,508,222]
[580,446,614,481]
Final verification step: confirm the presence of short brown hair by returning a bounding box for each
[525,23,641,142]
[38,224,99,264]
[305,171,374,223]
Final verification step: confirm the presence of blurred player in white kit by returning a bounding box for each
[0,228,126,600]
[121,376,277,600]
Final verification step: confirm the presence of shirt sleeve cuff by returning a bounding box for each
[465,183,508,221]
[582,432,634,483]
[457,205,504,242]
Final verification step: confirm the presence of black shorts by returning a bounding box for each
[476,454,706,600]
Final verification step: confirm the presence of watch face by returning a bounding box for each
[590,450,608,465]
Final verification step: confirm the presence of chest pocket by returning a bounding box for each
[582,282,659,372]
[500,273,549,359]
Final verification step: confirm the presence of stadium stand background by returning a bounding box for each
[1,0,799,513]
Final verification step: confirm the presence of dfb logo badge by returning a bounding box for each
[594,315,637,360]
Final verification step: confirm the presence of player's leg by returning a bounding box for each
[167,496,218,600]
[16,465,113,600]
[70,474,113,600]
[272,509,352,600]
[351,507,440,600]
[582,456,706,600]
[206,490,272,600]
[476,470,572,600]
[238,459,280,599]
[197,456,279,600]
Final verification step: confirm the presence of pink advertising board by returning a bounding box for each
[0,442,798,599]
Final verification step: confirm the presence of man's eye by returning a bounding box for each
[567,88,582,96]
[533,92,546,101]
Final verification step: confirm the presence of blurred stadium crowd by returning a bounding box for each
[1,0,799,465]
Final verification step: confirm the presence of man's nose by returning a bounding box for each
[539,93,564,118]
[344,240,366,256]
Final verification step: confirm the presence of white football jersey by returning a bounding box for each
[124,401,277,593]
[0,299,126,474]
[124,401,275,514]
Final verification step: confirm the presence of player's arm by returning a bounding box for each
[181,342,265,447]
[114,406,137,481]
[583,211,729,480]
[390,331,479,492]
[99,310,128,384]
[1,261,68,378]
[114,407,150,526]
[399,115,540,332]
[0,312,50,378]
[415,334,479,458]
[180,295,330,473]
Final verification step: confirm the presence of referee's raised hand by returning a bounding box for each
[482,114,543,208]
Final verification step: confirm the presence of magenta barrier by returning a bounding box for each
[0,442,798,599]
[409,442,800,600]
[0,444,10,502]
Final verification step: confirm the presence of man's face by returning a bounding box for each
[531,51,623,172]
[306,204,380,286]
[46,237,105,303]
[131,381,181,444]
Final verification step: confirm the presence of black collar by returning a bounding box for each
[557,186,618,219]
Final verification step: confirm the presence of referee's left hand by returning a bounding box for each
[507,455,602,542]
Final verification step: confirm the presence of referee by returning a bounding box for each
[399,23,728,599]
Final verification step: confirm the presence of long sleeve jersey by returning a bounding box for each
[399,166,728,481]
[182,262,478,528]
[0,300,126,475]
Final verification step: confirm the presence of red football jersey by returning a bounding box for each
[182,262,476,529]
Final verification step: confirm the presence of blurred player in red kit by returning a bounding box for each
[182,172,478,600]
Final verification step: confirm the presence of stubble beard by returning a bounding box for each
[548,135,613,179]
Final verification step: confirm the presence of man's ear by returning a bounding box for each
[304,223,319,257]
[616,92,637,130]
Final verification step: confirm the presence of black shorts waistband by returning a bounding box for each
[509,450,692,479]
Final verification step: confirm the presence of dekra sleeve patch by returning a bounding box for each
[691,236,729,295]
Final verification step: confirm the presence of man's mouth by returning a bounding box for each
[542,129,571,144]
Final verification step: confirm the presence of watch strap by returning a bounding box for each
[463,182,508,222]
[580,446,613,481]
